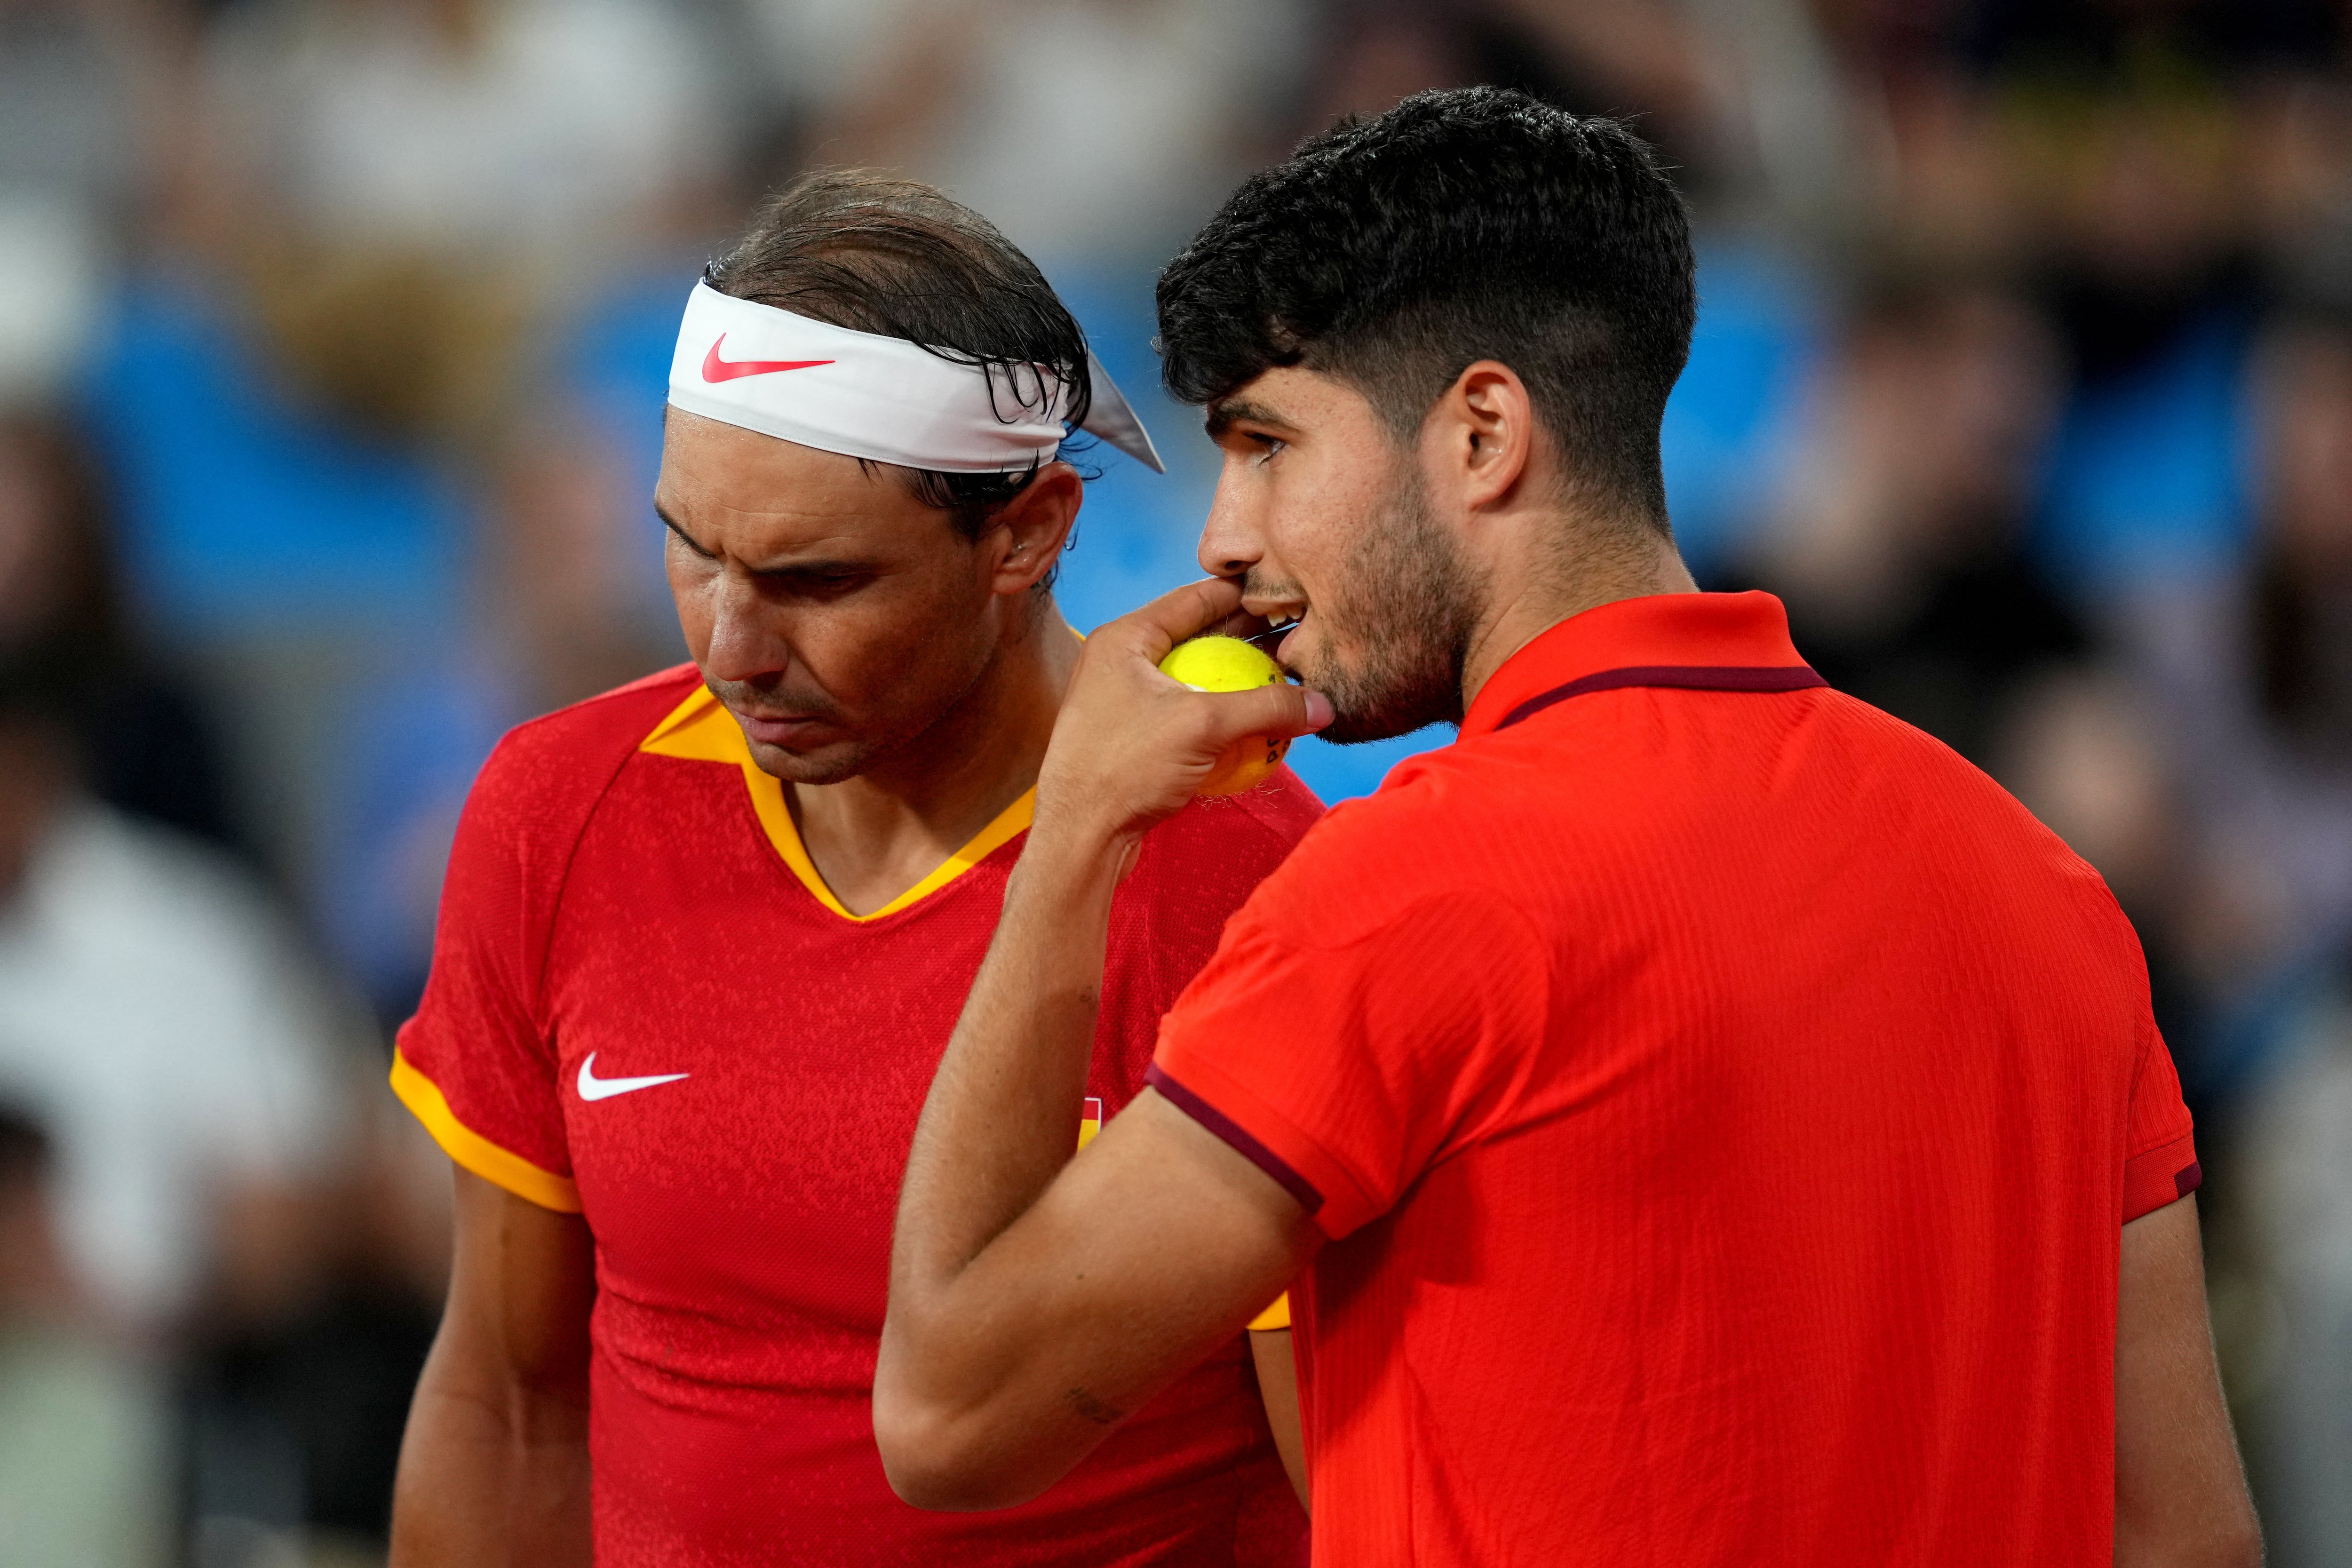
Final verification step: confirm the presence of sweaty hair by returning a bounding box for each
[1157,87,1696,531]
[704,170,1091,574]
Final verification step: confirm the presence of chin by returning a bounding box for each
[1319,711,1434,746]
[1316,680,1463,746]
[746,735,882,787]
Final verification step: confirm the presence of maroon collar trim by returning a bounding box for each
[1494,664,1828,731]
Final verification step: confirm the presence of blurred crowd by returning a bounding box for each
[1,0,2349,1563]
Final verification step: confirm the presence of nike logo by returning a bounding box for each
[577,1053,690,1101]
[701,335,834,382]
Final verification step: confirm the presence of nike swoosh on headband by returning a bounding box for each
[576,1052,690,1101]
[701,335,835,382]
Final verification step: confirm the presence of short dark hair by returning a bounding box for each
[706,171,1090,576]
[1158,88,1696,528]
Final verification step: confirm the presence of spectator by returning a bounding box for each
[0,414,243,853]
[313,406,675,1021]
[769,0,1313,270]
[1744,278,2086,767]
[2125,314,2352,1000]
[0,652,351,1340]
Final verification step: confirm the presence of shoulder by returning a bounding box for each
[477,663,702,790]
[1211,757,1490,944]
[446,664,704,899]
[1132,765,1324,885]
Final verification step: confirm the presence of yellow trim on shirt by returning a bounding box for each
[639,685,1034,922]
[389,1048,583,1214]
[1248,1294,1292,1332]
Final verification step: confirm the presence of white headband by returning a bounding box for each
[666,281,1165,475]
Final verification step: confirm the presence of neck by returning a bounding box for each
[1459,515,1697,708]
[788,601,1081,915]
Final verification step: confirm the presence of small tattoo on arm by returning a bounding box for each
[1064,1386,1124,1426]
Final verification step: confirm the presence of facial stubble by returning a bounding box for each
[1272,463,1482,745]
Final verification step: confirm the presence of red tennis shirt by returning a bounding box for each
[393,664,1315,1567]
[1152,591,2198,1567]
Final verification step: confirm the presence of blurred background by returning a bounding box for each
[0,0,2348,1562]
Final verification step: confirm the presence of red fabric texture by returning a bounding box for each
[397,664,1317,1567]
[1153,591,2197,1568]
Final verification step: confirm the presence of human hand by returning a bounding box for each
[1034,578,1332,858]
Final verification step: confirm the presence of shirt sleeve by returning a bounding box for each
[2121,1011,2198,1224]
[1151,888,1552,1241]
[389,731,582,1213]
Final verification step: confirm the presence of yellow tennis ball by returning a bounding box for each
[1158,635,1293,797]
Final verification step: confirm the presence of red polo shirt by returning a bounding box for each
[1151,590,2197,1566]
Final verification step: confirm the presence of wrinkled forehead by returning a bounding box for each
[655,406,944,554]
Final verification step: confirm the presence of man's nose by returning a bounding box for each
[1197,476,1263,579]
[700,572,789,685]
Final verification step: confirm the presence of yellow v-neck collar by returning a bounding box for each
[639,685,1033,923]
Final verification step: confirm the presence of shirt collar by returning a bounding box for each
[1460,591,1816,740]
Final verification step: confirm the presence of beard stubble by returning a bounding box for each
[1268,463,1483,745]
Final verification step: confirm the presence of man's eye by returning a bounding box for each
[788,572,870,599]
[1248,433,1287,462]
[663,524,716,560]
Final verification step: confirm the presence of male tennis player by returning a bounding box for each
[876,90,2262,1565]
[386,173,1312,1566]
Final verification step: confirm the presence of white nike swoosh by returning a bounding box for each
[576,1052,690,1102]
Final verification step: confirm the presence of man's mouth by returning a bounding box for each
[1242,611,1303,659]
[1270,612,1304,663]
[727,707,830,748]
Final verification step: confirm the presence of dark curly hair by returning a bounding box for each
[1157,88,1695,531]
[706,171,1092,576]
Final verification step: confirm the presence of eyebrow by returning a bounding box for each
[653,503,875,578]
[1204,398,1291,440]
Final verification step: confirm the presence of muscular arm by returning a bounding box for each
[389,1167,595,1568]
[876,578,1331,1511]
[2114,1196,2261,1568]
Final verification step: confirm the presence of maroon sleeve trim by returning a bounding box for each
[2175,1161,2203,1200]
[1496,664,1827,730]
[1146,1064,1325,1216]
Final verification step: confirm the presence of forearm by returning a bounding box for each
[389,1330,592,1567]
[877,577,1334,1507]
[887,823,1125,1366]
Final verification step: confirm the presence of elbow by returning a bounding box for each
[2206,1513,2265,1568]
[871,1387,1051,1513]
[2116,1505,2265,1568]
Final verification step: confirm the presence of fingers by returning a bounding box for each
[1190,682,1335,748]
[1107,578,1248,660]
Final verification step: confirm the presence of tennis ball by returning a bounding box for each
[1158,635,1293,797]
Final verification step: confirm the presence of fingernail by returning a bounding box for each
[1303,691,1335,730]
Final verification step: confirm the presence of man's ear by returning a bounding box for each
[1425,361,1538,513]
[986,462,1084,596]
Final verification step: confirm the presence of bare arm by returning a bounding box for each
[389,1167,595,1568]
[876,578,1332,1510]
[1251,1329,1308,1511]
[2114,1196,2261,1568]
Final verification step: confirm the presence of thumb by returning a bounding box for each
[1194,682,1335,749]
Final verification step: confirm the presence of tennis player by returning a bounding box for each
[386,173,1312,1566]
[876,91,2262,1566]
